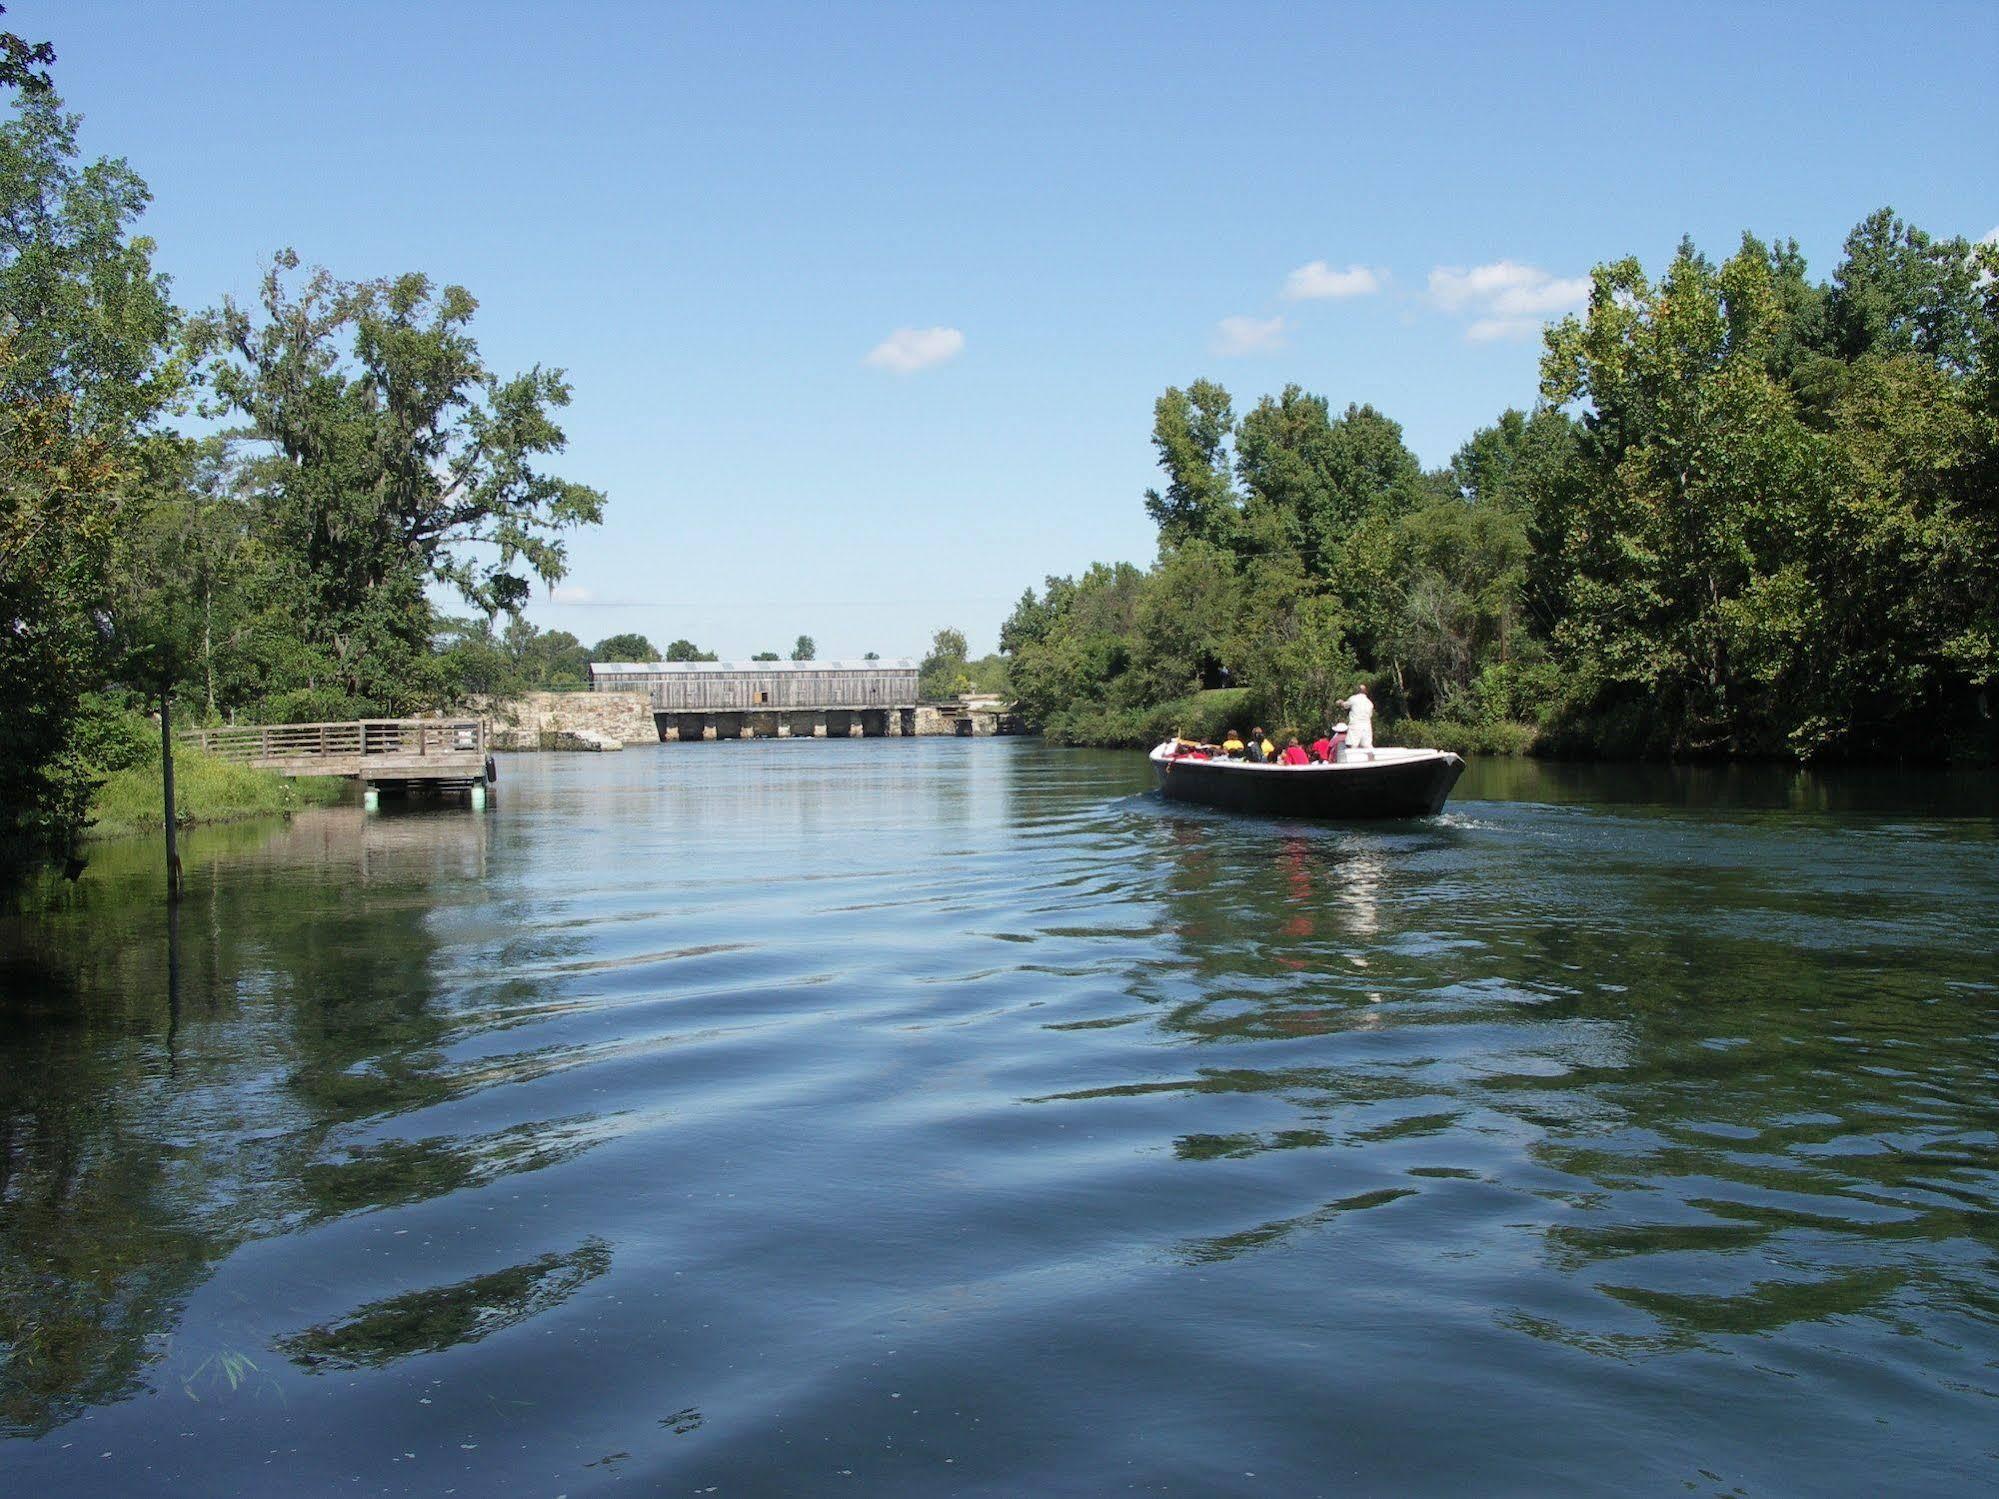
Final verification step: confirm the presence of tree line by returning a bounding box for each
[1004,213,1999,762]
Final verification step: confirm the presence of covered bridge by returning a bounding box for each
[590,659,922,740]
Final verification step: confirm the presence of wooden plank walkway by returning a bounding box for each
[188,719,489,784]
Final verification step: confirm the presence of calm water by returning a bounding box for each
[2,741,1996,1496]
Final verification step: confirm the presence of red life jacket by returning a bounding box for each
[1310,737,1333,762]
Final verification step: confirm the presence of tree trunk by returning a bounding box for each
[160,691,181,903]
[203,580,216,718]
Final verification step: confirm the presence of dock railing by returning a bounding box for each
[188,718,487,770]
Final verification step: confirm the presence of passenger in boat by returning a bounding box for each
[1245,727,1274,763]
[1338,686,1375,752]
[1220,730,1246,758]
[1310,731,1334,762]
[1172,732,1211,760]
[1278,736,1311,766]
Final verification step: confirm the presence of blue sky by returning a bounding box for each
[35,0,1999,657]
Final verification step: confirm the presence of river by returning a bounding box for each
[2,741,1995,1495]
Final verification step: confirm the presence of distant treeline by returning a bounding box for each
[1005,213,1999,762]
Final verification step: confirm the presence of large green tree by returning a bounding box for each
[1142,381,1239,549]
[192,253,605,713]
[1236,388,1429,575]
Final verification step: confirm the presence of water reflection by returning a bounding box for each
[1334,837,1384,940]
[0,807,595,1438]
[1182,1186,1419,1265]
[279,1239,610,1371]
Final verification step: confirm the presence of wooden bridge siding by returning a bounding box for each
[188,719,488,781]
[607,668,920,712]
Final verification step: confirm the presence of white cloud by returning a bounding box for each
[1983,226,1999,244]
[864,326,965,373]
[1212,314,1287,356]
[548,584,596,604]
[1281,261,1386,300]
[1428,260,1588,341]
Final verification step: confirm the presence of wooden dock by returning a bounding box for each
[189,719,491,800]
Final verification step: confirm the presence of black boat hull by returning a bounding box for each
[1151,749,1465,820]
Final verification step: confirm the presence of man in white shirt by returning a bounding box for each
[1339,685,1374,751]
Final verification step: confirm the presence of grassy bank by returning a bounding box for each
[88,745,346,841]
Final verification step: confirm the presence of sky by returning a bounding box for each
[30,0,1999,658]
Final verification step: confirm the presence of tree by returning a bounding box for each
[503,619,590,689]
[999,583,1061,657]
[1540,239,1827,751]
[965,654,1011,696]
[1218,393,1430,678]
[919,627,970,699]
[192,252,605,710]
[664,638,717,662]
[790,635,816,661]
[432,617,525,699]
[0,7,54,95]
[1143,381,1239,548]
[863,651,880,660]
[751,651,780,661]
[1233,582,1355,733]
[1133,539,1239,702]
[590,632,658,662]
[1002,565,1149,725]
[1388,494,1533,718]
[1826,209,1984,371]
[1446,407,1583,637]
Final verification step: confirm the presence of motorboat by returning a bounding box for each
[1149,741,1465,819]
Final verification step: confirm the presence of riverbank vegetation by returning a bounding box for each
[1006,216,1999,762]
[88,747,344,841]
[1,19,606,882]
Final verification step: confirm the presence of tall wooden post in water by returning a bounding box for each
[160,690,181,902]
